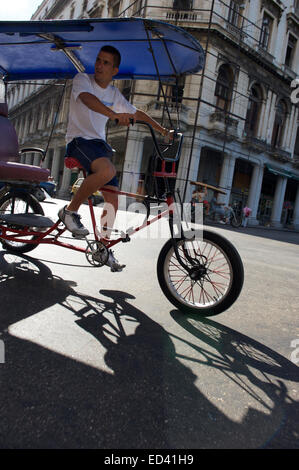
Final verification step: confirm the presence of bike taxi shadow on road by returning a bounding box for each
[0,251,298,449]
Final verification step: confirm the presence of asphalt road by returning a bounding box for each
[0,198,298,449]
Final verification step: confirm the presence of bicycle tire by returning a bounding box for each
[231,215,242,228]
[157,230,244,317]
[0,192,44,254]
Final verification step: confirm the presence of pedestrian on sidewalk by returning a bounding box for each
[242,206,252,227]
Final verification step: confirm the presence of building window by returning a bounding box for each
[131,0,142,15]
[259,13,273,51]
[245,84,263,136]
[173,0,192,10]
[285,34,297,68]
[271,99,288,148]
[215,64,234,112]
[227,0,240,27]
[157,77,185,106]
[70,3,75,19]
[121,80,132,101]
[113,3,120,17]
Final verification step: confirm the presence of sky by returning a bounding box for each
[0,0,43,20]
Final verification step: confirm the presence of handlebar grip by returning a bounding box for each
[114,118,135,126]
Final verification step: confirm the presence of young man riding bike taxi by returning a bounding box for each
[59,45,173,271]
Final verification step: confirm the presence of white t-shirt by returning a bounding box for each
[66,73,136,144]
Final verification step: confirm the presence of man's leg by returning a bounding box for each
[67,157,115,212]
[100,184,119,239]
[99,183,126,272]
[59,157,116,237]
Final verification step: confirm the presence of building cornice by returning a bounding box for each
[260,0,285,20]
[45,0,72,19]
[192,26,294,87]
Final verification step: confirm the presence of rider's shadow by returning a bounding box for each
[168,310,299,448]
[69,289,299,449]
[0,252,298,448]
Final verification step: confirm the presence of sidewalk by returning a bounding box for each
[53,194,299,235]
[206,220,299,234]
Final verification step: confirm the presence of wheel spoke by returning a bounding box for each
[165,237,233,309]
[0,194,43,252]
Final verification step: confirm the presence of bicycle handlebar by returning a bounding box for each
[114,118,183,163]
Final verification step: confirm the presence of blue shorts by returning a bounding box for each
[65,137,119,188]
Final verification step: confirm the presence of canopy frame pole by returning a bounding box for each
[43,80,67,162]
[37,33,85,73]
[144,21,176,129]
[182,0,215,202]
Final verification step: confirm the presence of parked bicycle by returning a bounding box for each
[224,203,243,227]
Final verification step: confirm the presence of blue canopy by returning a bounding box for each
[0,17,205,82]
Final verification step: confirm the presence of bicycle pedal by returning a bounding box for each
[121,234,131,242]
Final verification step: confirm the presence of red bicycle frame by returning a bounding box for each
[0,186,175,254]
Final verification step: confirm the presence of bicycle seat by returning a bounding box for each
[0,102,49,182]
[64,157,84,170]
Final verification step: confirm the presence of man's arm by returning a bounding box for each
[79,92,173,134]
[134,109,171,137]
[78,92,134,125]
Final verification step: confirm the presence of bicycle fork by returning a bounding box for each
[167,192,205,278]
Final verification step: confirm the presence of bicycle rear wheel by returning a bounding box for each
[157,230,244,317]
[0,192,44,253]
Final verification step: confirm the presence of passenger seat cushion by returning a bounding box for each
[0,161,50,182]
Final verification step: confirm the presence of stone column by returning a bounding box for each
[57,166,72,199]
[25,152,34,165]
[246,163,264,226]
[176,134,202,203]
[270,176,287,227]
[217,153,236,205]
[33,153,41,166]
[292,186,299,230]
[51,147,62,182]
[41,150,50,170]
[121,127,144,194]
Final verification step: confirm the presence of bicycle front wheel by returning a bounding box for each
[0,192,44,253]
[230,215,242,228]
[157,230,244,317]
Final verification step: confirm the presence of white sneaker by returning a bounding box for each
[106,250,125,272]
[58,206,89,237]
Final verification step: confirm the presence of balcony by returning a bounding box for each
[283,64,297,80]
[224,22,247,43]
[166,10,198,22]
[207,111,239,141]
[242,134,269,154]
[269,147,292,163]
[292,156,299,168]
[255,45,275,64]
[147,100,191,128]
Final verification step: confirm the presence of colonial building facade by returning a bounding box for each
[6,0,299,228]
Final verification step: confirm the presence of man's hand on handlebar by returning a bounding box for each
[162,128,175,144]
[113,113,136,126]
